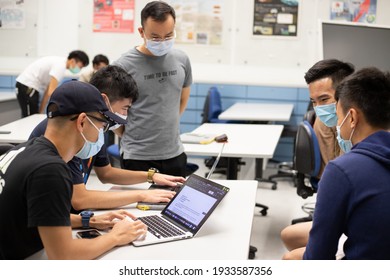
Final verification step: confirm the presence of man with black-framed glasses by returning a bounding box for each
[113,1,192,177]
[0,80,149,259]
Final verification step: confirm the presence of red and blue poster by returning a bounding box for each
[93,0,135,33]
[330,0,377,23]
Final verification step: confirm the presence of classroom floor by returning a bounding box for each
[188,156,317,260]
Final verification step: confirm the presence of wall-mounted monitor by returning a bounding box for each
[319,20,390,72]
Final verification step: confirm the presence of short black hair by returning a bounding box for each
[89,65,138,103]
[68,50,89,67]
[304,59,355,90]
[92,54,109,67]
[140,1,176,27]
[335,67,390,129]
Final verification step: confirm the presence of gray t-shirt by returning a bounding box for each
[113,47,192,160]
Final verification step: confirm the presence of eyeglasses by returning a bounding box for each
[70,114,110,133]
[145,30,176,42]
[87,114,110,133]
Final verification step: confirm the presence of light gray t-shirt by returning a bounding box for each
[113,47,192,160]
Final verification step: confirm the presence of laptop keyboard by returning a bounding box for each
[138,216,185,239]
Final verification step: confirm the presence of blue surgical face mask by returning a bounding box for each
[336,111,355,153]
[69,66,81,74]
[75,117,105,159]
[146,38,174,56]
[314,102,338,127]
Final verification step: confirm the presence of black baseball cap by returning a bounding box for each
[47,80,127,126]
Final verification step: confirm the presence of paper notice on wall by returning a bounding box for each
[0,0,25,29]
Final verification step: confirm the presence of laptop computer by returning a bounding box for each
[136,142,227,211]
[136,184,183,210]
[132,173,230,247]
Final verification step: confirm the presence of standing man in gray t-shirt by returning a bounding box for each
[113,1,192,177]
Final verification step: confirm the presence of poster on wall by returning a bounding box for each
[93,0,134,33]
[253,0,299,36]
[168,0,223,45]
[330,0,377,23]
[0,0,25,29]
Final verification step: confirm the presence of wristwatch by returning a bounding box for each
[80,211,94,229]
[147,168,159,183]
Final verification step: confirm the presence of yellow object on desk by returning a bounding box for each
[181,133,228,145]
[180,133,216,144]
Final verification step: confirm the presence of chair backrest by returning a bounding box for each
[303,109,316,126]
[293,120,321,198]
[201,87,226,124]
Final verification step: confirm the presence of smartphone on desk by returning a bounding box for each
[76,229,102,239]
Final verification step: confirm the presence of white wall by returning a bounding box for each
[1,0,390,84]
[66,0,390,70]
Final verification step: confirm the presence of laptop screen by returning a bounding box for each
[161,174,229,235]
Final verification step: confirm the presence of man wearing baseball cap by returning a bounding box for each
[0,81,147,260]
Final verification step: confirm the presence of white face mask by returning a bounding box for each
[107,100,128,131]
[109,112,127,131]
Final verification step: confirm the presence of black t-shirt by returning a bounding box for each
[0,137,73,259]
[30,118,110,185]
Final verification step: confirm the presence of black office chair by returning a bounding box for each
[201,86,245,178]
[268,104,316,184]
[0,143,15,155]
[291,120,321,224]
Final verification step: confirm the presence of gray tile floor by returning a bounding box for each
[188,156,317,260]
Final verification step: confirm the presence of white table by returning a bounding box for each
[218,102,294,122]
[182,123,284,180]
[0,91,20,126]
[27,179,258,260]
[0,91,16,102]
[0,114,46,144]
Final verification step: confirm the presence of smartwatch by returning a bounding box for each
[80,211,94,229]
[147,168,159,184]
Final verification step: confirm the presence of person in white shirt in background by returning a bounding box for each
[15,50,89,117]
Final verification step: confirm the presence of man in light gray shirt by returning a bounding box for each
[113,1,192,177]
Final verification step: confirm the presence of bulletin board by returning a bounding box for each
[169,0,223,45]
[253,0,299,36]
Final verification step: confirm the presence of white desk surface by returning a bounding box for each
[218,102,294,122]
[0,92,16,102]
[182,123,284,159]
[0,114,46,144]
[27,179,258,260]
